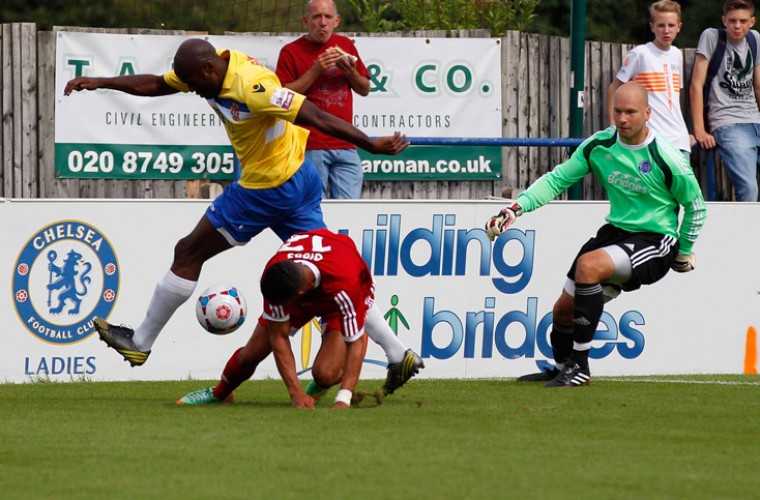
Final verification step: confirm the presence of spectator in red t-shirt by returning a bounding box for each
[276,0,370,199]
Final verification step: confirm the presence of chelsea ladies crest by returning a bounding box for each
[13,221,120,344]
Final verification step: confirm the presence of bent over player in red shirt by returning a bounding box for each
[178,228,420,408]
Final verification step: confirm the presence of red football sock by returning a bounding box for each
[213,347,257,399]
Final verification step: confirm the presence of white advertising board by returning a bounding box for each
[56,32,501,141]
[1,199,757,383]
[54,32,502,181]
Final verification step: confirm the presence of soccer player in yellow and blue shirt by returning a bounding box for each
[64,38,410,368]
[485,82,707,388]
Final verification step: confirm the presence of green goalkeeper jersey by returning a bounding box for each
[515,126,707,255]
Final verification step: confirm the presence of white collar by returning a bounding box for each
[295,260,321,289]
[616,128,655,150]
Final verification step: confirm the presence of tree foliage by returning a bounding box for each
[0,0,304,33]
[0,0,124,29]
[343,0,540,35]
[0,0,734,47]
[528,0,724,48]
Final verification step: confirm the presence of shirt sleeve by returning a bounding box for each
[615,48,641,84]
[275,45,297,85]
[753,31,760,67]
[262,300,290,323]
[516,138,595,212]
[163,70,190,92]
[669,159,707,255]
[332,289,367,342]
[244,71,306,122]
[696,28,717,59]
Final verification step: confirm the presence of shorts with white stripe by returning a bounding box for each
[566,224,678,292]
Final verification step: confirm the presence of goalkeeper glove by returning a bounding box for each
[671,253,696,273]
[485,203,522,241]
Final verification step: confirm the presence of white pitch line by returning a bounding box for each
[600,377,760,386]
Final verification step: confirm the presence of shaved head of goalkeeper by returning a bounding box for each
[612,81,652,145]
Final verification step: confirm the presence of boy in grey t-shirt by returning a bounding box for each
[690,0,760,201]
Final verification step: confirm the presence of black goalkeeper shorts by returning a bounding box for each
[566,223,679,292]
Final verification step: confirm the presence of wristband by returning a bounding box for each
[509,202,523,217]
[334,389,352,406]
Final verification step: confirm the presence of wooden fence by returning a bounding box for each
[0,23,730,201]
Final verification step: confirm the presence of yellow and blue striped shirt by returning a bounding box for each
[164,50,309,189]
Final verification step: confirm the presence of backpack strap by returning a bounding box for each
[693,28,729,130]
[704,28,728,104]
[748,30,758,61]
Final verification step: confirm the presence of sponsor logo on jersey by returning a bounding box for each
[245,56,264,67]
[12,221,120,345]
[270,88,294,110]
[607,170,649,194]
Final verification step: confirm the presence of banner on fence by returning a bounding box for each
[361,146,501,180]
[54,32,502,181]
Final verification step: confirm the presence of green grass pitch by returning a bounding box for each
[1,376,759,499]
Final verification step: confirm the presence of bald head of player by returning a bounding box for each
[612,81,652,145]
[173,38,229,99]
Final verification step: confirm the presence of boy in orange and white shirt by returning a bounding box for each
[607,0,693,156]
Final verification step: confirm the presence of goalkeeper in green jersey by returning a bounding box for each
[485,81,707,388]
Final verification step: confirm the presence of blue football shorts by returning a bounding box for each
[205,157,326,245]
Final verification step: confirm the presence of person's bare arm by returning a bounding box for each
[283,49,344,94]
[284,47,369,96]
[335,53,370,96]
[332,335,366,409]
[679,80,697,148]
[754,63,760,112]
[268,321,314,409]
[689,55,716,150]
[64,74,178,97]
[294,99,408,155]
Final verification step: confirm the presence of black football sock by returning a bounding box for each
[570,282,604,369]
[550,323,574,368]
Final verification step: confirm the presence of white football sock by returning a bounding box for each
[132,271,197,351]
[365,303,408,363]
